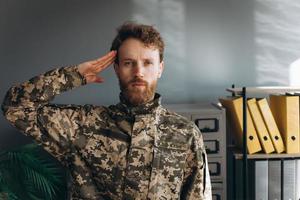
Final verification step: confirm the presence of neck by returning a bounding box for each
[117,93,162,115]
[121,91,155,107]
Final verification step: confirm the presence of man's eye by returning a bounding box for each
[144,61,153,66]
[124,61,132,66]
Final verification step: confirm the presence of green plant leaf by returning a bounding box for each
[0,143,67,200]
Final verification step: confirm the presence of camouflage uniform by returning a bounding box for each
[2,66,212,200]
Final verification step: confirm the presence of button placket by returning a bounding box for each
[123,115,155,198]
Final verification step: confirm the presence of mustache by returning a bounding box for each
[129,78,147,85]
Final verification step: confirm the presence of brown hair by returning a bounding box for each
[110,22,165,63]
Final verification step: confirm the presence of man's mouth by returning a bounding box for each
[132,82,146,86]
[130,79,147,87]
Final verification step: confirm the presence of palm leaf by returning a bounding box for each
[0,143,67,200]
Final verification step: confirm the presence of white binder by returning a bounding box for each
[283,160,295,200]
[255,160,268,200]
[268,160,281,200]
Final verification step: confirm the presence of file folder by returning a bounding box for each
[283,159,296,200]
[270,95,300,153]
[268,160,281,200]
[219,97,262,154]
[247,98,275,154]
[255,160,268,200]
[257,98,285,153]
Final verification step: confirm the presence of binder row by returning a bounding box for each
[220,94,300,154]
[236,159,300,200]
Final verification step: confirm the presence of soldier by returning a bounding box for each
[2,22,212,199]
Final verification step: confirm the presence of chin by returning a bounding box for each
[119,79,157,105]
[127,91,149,105]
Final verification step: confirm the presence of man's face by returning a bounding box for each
[114,38,164,106]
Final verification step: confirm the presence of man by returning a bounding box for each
[2,23,211,199]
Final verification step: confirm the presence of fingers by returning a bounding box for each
[96,56,116,71]
[93,51,116,65]
[80,51,116,84]
[93,76,104,83]
[85,74,104,84]
[90,51,117,73]
[94,53,117,72]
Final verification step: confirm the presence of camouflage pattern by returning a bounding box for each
[2,66,212,200]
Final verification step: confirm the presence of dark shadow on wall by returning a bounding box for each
[0,121,33,150]
[0,0,133,148]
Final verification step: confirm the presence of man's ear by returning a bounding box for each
[158,61,164,78]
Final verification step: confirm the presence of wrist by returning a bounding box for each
[77,64,85,76]
[74,65,87,85]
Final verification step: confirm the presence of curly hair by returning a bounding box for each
[110,22,165,63]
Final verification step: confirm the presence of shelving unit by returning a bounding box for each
[226,85,300,200]
[233,152,300,160]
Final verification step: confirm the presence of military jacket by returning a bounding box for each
[2,66,212,199]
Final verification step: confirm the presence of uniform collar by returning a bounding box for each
[116,93,162,116]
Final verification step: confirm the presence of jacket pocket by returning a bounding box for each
[147,139,188,199]
[152,140,187,172]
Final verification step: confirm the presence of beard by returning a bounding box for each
[119,77,157,106]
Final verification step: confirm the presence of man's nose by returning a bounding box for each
[133,62,144,77]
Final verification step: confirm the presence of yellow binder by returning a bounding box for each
[247,98,275,154]
[257,98,285,153]
[270,95,300,153]
[219,97,262,154]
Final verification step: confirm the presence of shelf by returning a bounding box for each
[227,86,300,95]
[233,152,300,160]
[226,85,300,200]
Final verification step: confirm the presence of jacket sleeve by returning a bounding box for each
[180,123,212,200]
[1,66,87,162]
[1,66,108,199]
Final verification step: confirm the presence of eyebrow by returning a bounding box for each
[120,58,134,61]
[122,58,133,60]
[121,58,154,61]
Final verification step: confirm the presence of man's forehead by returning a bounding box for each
[120,51,158,59]
[119,47,159,60]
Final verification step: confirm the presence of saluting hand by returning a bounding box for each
[78,51,117,84]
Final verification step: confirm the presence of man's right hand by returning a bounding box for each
[78,51,117,84]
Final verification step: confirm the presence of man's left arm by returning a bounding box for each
[181,123,212,200]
